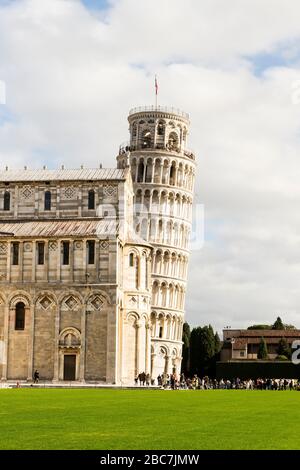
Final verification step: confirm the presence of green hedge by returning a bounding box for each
[216,361,300,379]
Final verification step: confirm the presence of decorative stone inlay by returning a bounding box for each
[39,295,53,310]
[24,242,32,252]
[64,295,78,310]
[100,240,109,250]
[0,242,7,254]
[75,241,83,250]
[49,241,57,251]
[20,185,34,200]
[129,296,137,305]
[62,186,77,200]
[90,295,104,311]
[103,184,117,198]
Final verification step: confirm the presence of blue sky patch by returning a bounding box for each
[247,42,300,76]
[0,106,15,127]
[81,0,110,10]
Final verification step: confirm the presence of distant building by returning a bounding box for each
[221,328,300,361]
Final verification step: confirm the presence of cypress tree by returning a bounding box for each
[277,337,291,359]
[257,337,268,359]
[181,322,191,376]
[214,332,221,355]
[272,317,284,330]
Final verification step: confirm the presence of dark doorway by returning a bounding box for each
[63,355,76,381]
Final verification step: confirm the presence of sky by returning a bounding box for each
[2,0,300,332]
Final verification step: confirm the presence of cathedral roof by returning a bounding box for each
[0,168,127,182]
[126,224,152,248]
[0,219,120,238]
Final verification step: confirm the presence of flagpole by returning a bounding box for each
[155,75,158,109]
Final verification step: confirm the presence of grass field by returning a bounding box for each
[0,388,300,449]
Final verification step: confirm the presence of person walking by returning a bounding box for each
[33,369,39,384]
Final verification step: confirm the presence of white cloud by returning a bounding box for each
[2,0,300,331]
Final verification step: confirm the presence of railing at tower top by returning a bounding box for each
[129,106,190,120]
[118,142,195,161]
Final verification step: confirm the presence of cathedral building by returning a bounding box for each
[0,105,196,384]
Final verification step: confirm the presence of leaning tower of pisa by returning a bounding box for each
[117,105,196,378]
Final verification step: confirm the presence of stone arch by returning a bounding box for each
[175,193,181,217]
[162,159,170,185]
[153,280,159,305]
[141,218,148,240]
[144,189,151,211]
[160,190,168,215]
[157,312,165,338]
[173,222,179,247]
[167,131,179,151]
[137,159,145,183]
[161,282,168,307]
[169,160,177,186]
[59,327,81,348]
[145,158,153,183]
[126,311,140,323]
[154,158,161,183]
[163,250,170,276]
[169,191,175,216]
[154,249,162,274]
[157,119,165,137]
[9,291,31,309]
[141,129,152,149]
[177,162,183,187]
[169,283,175,308]
[149,217,156,241]
[152,190,159,213]
[135,188,142,209]
[150,311,157,337]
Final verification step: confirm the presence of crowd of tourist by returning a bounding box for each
[136,373,300,390]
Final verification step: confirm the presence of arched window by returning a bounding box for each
[157,121,164,136]
[88,190,95,210]
[168,132,179,150]
[135,256,139,289]
[170,163,176,185]
[3,191,10,211]
[15,302,25,330]
[44,191,51,211]
[137,161,144,182]
[141,130,151,149]
[145,256,149,288]
[129,253,134,267]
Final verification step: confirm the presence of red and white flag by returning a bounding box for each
[155,76,158,95]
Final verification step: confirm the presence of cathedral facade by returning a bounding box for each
[0,106,195,384]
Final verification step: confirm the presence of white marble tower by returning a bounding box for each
[117,105,196,377]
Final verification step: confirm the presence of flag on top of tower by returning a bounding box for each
[155,75,158,96]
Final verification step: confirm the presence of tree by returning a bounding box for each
[247,324,271,330]
[181,322,191,376]
[277,337,291,359]
[257,337,268,359]
[214,332,221,355]
[272,317,284,330]
[284,324,296,330]
[190,325,216,376]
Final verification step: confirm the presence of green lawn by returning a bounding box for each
[0,388,299,449]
